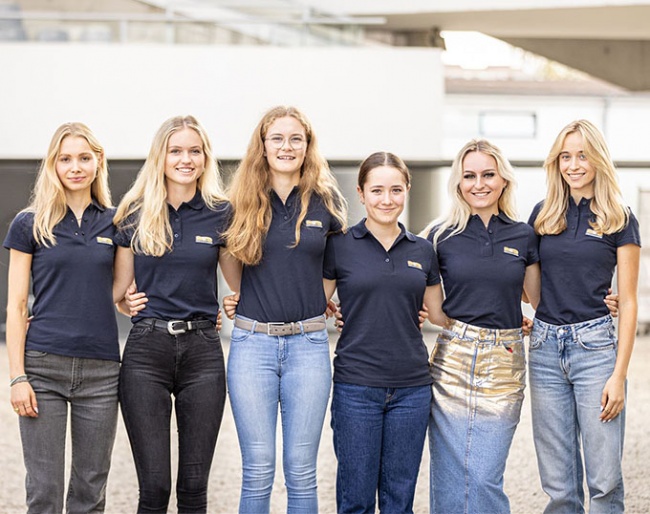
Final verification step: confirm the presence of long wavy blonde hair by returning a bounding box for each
[224,106,348,266]
[421,139,518,248]
[114,115,227,256]
[534,119,629,235]
[25,122,111,247]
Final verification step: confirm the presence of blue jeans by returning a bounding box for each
[529,315,625,514]
[119,321,226,514]
[428,320,526,514]
[227,316,332,514]
[331,382,431,514]
[20,351,119,514]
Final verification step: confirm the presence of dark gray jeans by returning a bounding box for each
[119,321,226,514]
[20,351,120,514]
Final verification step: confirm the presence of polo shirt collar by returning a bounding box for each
[569,196,592,209]
[270,186,299,203]
[183,190,205,210]
[89,197,106,212]
[469,211,515,225]
[350,219,416,242]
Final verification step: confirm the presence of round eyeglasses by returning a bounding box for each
[265,135,307,149]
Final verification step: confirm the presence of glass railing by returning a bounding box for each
[0,1,383,45]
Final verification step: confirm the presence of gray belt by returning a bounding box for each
[234,316,326,336]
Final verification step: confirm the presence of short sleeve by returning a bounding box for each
[3,211,36,254]
[214,201,233,247]
[323,233,338,280]
[426,244,441,286]
[615,210,641,248]
[525,226,540,265]
[114,218,135,248]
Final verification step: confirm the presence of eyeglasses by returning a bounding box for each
[265,135,307,150]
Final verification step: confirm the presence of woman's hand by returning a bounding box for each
[124,283,148,317]
[11,381,38,418]
[600,374,625,422]
[521,316,533,336]
[604,288,619,318]
[325,299,338,319]
[222,293,239,320]
[418,304,428,330]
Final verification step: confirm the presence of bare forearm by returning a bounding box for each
[612,298,637,379]
[6,306,28,378]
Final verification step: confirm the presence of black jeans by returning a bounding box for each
[119,321,226,513]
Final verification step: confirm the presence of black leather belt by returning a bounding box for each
[139,318,215,335]
[234,316,326,336]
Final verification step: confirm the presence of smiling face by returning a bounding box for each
[358,165,409,229]
[558,131,595,200]
[459,150,507,218]
[164,127,205,188]
[55,135,99,195]
[263,116,307,181]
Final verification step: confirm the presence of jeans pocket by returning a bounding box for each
[25,350,48,358]
[528,334,543,351]
[126,325,151,342]
[198,327,220,344]
[577,325,616,351]
[304,328,329,344]
[230,326,252,343]
[528,325,545,351]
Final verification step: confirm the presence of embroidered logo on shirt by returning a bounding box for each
[407,260,423,270]
[195,236,213,244]
[305,220,323,228]
[585,229,603,239]
[96,237,113,246]
[503,246,519,257]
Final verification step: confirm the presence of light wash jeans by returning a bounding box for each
[529,315,625,514]
[227,315,332,514]
[20,351,119,514]
[428,319,525,514]
[331,382,431,514]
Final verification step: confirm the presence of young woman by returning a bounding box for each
[423,139,541,514]
[323,152,446,513]
[113,115,240,513]
[222,105,347,513]
[528,119,640,513]
[4,122,120,513]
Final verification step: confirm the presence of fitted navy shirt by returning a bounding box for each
[529,198,641,325]
[324,220,439,388]
[115,191,231,324]
[428,212,539,330]
[237,187,342,323]
[3,202,120,361]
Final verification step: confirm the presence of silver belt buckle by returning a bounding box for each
[266,322,286,335]
[167,320,187,335]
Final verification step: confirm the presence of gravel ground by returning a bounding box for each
[1,331,649,513]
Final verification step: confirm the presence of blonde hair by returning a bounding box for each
[224,106,347,266]
[25,122,111,247]
[534,119,629,235]
[114,115,227,256]
[421,139,517,248]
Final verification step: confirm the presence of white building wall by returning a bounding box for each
[0,43,444,161]
[443,93,650,218]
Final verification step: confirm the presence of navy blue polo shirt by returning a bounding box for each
[323,220,439,388]
[529,199,641,325]
[237,187,342,322]
[115,191,231,324]
[428,212,539,330]
[3,202,120,361]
